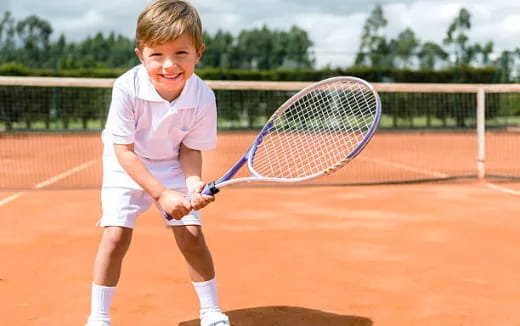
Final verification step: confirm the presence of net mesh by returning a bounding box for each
[251,78,379,179]
[0,77,518,190]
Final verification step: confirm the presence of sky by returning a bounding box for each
[2,0,520,67]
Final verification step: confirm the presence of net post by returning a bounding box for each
[477,87,486,180]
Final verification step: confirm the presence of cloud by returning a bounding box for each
[51,10,104,39]
[6,0,144,40]
[0,0,10,14]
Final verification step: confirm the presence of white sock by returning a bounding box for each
[87,283,116,322]
[192,277,221,318]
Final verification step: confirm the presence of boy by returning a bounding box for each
[85,1,229,325]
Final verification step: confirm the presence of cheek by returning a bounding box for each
[143,60,162,74]
[179,58,197,70]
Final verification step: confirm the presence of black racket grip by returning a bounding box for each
[202,181,220,195]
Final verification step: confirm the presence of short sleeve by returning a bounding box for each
[182,94,217,151]
[104,83,136,144]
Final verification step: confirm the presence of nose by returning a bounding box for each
[163,57,177,70]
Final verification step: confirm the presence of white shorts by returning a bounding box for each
[98,187,201,229]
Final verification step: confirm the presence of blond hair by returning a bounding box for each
[136,0,203,53]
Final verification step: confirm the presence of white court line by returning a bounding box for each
[0,159,97,207]
[359,157,449,178]
[485,183,520,196]
[0,192,26,206]
[33,160,97,189]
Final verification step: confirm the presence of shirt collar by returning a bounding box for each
[136,64,199,109]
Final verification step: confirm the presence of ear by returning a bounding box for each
[134,48,144,63]
[195,44,205,64]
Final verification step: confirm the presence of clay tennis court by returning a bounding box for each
[1,132,519,326]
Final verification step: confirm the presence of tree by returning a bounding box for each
[496,50,515,82]
[15,15,53,67]
[394,28,420,69]
[0,11,17,63]
[417,42,448,69]
[236,25,273,69]
[234,25,313,70]
[516,48,520,81]
[443,8,471,66]
[200,30,235,69]
[472,41,494,66]
[283,26,314,68]
[70,31,136,69]
[355,4,391,67]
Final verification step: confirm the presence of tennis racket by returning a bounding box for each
[161,76,381,220]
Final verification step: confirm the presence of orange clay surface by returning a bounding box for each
[1,181,520,326]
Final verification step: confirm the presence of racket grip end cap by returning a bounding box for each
[162,211,174,221]
[202,181,220,196]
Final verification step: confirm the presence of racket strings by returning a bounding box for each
[256,86,362,178]
[252,79,378,179]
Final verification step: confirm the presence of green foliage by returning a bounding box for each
[0,62,32,75]
[0,61,500,83]
[356,4,391,67]
[353,5,518,79]
[418,42,449,70]
[200,25,313,70]
[0,10,138,70]
[197,66,499,83]
[394,28,420,69]
[444,8,472,65]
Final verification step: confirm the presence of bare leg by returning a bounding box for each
[86,226,133,324]
[172,225,215,282]
[93,226,133,286]
[172,224,228,323]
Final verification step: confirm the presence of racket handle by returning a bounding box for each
[162,210,174,221]
[158,194,193,221]
[159,183,219,221]
[153,201,175,221]
[201,181,220,196]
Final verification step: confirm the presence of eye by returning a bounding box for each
[150,53,162,57]
[176,51,188,55]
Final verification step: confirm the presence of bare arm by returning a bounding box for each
[113,143,165,199]
[114,143,191,219]
[179,143,214,210]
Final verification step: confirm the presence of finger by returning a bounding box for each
[188,195,198,206]
[189,191,202,200]
[191,197,210,210]
[191,199,202,211]
[182,198,192,211]
[169,212,181,220]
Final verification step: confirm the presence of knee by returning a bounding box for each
[100,227,132,259]
[174,227,206,255]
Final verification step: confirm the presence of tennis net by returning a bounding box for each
[0,76,519,190]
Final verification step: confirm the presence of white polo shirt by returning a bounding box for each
[102,65,217,190]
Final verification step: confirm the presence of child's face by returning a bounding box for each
[135,32,204,102]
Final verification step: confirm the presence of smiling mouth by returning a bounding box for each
[161,73,182,80]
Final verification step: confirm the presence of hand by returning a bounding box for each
[188,181,215,211]
[157,189,192,220]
